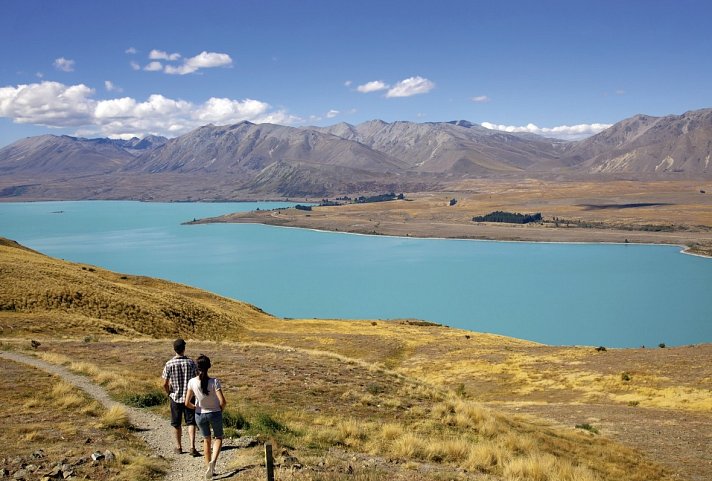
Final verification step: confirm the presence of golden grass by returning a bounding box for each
[100,405,131,429]
[113,450,168,481]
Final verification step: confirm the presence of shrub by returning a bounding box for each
[621,372,631,382]
[575,423,599,434]
[366,383,385,395]
[123,389,167,408]
[252,412,287,435]
[658,342,666,348]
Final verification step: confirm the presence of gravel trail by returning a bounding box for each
[1,351,237,481]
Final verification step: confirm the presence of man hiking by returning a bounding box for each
[162,338,199,456]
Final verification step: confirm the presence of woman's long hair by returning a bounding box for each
[196,354,211,395]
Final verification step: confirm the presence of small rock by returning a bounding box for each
[25,464,39,472]
[103,450,115,462]
[44,465,62,478]
[13,469,28,480]
[32,450,45,459]
[61,469,73,479]
[91,452,104,462]
[72,456,89,466]
[0,468,9,477]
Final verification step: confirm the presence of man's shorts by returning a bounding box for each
[170,398,196,427]
[196,411,224,439]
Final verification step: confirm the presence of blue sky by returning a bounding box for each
[1,0,711,146]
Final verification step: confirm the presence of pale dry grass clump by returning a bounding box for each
[51,381,85,408]
[69,360,100,377]
[502,453,600,481]
[464,440,510,471]
[101,405,131,429]
[113,450,168,481]
[389,432,428,459]
[37,351,72,366]
[380,423,404,441]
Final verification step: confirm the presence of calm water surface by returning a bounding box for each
[2,201,711,347]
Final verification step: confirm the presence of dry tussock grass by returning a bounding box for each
[113,450,168,481]
[100,405,131,429]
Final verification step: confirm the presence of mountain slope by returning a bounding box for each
[562,108,712,175]
[0,135,134,175]
[0,134,167,176]
[316,119,564,174]
[126,122,407,175]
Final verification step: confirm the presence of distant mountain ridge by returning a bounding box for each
[0,109,710,199]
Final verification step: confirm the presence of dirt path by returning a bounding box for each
[0,351,238,481]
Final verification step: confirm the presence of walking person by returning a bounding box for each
[162,338,200,456]
[185,354,227,480]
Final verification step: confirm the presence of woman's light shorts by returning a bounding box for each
[196,411,224,438]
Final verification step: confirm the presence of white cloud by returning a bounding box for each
[35,72,44,79]
[0,80,298,138]
[386,76,435,98]
[325,109,340,118]
[144,61,163,72]
[344,80,352,87]
[0,81,94,126]
[130,61,141,71]
[104,80,122,93]
[480,121,612,140]
[125,47,137,54]
[53,57,75,72]
[471,95,490,103]
[149,49,181,61]
[164,51,233,75]
[356,80,388,93]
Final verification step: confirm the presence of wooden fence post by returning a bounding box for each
[265,443,274,481]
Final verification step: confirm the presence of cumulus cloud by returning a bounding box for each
[356,80,388,93]
[0,80,297,138]
[53,57,75,72]
[0,81,94,126]
[386,76,435,98]
[480,121,612,140]
[104,80,122,93]
[130,61,141,71]
[471,95,490,103]
[164,51,233,75]
[344,80,352,87]
[144,61,163,72]
[325,109,340,118]
[149,49,181,61]
[125,47,137,54]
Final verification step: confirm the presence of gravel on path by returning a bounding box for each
[1,350,238,481]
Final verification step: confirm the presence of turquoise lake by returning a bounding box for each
[1,201,711,347]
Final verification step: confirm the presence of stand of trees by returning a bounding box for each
[472,211,542,224]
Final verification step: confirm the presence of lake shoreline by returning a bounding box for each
[189,209,712,258]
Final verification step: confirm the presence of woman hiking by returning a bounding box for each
[185,354,227,480]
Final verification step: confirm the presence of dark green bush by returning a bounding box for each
[123,389,167,408]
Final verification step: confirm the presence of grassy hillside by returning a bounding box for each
[2,238,709,480]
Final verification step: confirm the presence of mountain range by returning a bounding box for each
[1,108,710,200]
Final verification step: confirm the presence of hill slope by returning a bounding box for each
[562,108,712,175]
